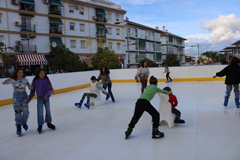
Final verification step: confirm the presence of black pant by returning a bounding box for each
[103,83,115,101]
[172,108,181,118]
[128,99,159,129]
[80,93,97,103]
[166,72,172,81]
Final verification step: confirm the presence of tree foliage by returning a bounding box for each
[138,58,158,67]
[201,51,218,63]
[162,53,180,66]
[49,47,87,72]
[91,48,119,70]
[0,42,12,70]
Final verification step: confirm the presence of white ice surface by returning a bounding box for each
[0,82,240,160]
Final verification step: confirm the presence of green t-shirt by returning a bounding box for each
[139,84,168,101]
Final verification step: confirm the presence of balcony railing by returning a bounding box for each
[21,44,37,53]
[21,24,36,32]
[49,7,61,15]
[20,4,35,12]
[96,16,107,22]
[49,27,62,34]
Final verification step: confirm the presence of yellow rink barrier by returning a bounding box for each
[0,78,224,106]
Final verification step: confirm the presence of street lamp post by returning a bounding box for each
[191,44,200,59]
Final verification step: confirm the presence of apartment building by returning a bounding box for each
[0,0,126,68]
[161,26,187,63]
[124,20,162,67]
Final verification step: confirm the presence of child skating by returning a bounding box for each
[75,76,109,109]
[2,69,33,136]
[125,76,169,139]
[163,87,185,123]
[29,69,55,134]
[163,64,172,83]
[213,57,240,108]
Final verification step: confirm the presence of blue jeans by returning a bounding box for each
[172,108,181,118]
[37,96,52,125]
[13,91,29,126]
[103,83,115,101]
[225,84,239,100]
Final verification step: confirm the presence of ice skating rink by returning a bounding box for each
[0,81,240,160]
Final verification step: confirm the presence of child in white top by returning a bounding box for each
[75,76,109,109]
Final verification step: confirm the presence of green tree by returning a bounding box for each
[0,42,12,71]
[201,51,218,63]
[138,58,158,67]
[49,47,87,72]
[162,53,180,66]
[91,48,119,70]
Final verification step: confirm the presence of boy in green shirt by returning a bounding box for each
[125,76,169,139]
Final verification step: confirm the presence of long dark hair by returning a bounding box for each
[32,69,49,83]
[100,66,110,75]
[141,60,148,68]
[10,68,26,80]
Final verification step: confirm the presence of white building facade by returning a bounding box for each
[160,27,187,64]
[0,0,126,67]
[124,20,162,67]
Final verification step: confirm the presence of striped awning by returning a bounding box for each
[0,55,4,67]
[16,54,48,66]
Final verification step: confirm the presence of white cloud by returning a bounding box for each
[185,37,239,57]
[201,14,240,44]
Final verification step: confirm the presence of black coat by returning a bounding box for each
[216,63,240,85]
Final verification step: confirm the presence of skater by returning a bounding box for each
[213,57,240,107]
[135,60,149,93]
[163,64,172,83]
[97,66,115,103]
[163,87,185,123]
[75,76,109,109]
[29,69,56,134]
[2,69,33,136]
[125,76,169,139]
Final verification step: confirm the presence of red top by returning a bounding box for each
[169,94,178,109]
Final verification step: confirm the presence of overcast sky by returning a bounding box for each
[111,0,240,57]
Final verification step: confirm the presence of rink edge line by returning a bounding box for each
[0,79,224,106]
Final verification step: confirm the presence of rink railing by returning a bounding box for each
[0,65,226,106]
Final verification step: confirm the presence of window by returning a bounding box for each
[116,28,120,35]
[70,40,76,48]
[116,13,120,21]
[79,6,84,15]
[70,22,75,30]
[108,42,113,49]
[108,27,112,35]
[69,4,74,13]
[80,24,85,32]
[21,17,32,32]
[107,12,111,20]
[81,41,86,49]
[0,13,2,23]
[117,43,121,50]
[0,36,3,42]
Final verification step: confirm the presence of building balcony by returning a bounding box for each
[22,44,37,53]
[49,6,62,15]
[50,26,62,34]
[15,44,37,53]
[20,4,35,12]
[20,24,36,32]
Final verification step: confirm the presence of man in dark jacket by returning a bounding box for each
[213,57,240,107]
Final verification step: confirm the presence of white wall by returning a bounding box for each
[0,65,226,102]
